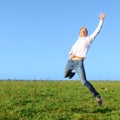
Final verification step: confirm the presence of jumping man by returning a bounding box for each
[64,13,105,106]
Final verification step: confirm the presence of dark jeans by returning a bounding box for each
[64,59,100,97]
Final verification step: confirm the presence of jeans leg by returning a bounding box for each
[64,60,73,78]
[75,60,99,97]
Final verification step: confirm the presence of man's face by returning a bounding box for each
[80,27,88,37]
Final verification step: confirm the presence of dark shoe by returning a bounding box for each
[96,95,102,106]
[64,70,72,78]
[68,72,75,79]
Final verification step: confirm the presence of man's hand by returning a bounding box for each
[99,13,105,20]
[69,54,75,59]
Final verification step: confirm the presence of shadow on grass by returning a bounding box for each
[71,107,88,113]
[92,107,113,113]
[71,107,113,114]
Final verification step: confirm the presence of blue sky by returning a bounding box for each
[0,0,120,80]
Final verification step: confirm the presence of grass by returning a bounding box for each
[0,80,120,120]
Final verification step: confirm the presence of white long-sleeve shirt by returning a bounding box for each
[69,20,104,58]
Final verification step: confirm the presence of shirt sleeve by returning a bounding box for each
[69,44,74,55]
[89,20,103,43]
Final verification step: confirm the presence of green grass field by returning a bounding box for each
[0,80,120,120]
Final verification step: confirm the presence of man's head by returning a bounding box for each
[79,27,88,37]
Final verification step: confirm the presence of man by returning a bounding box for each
[64,13,105,106]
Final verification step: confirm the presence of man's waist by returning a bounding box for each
[71,56,85,60]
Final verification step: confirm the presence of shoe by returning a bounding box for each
[96,95,102,106]
[68,72,75,79]
[64,70,72,78]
